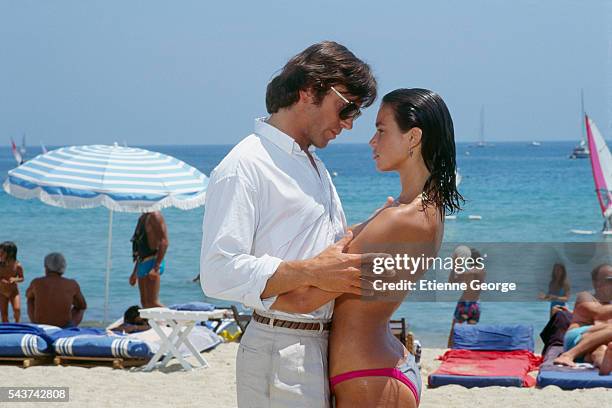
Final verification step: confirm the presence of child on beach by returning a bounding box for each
[0,241,25,322]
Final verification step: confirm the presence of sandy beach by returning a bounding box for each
[3,343,609,408]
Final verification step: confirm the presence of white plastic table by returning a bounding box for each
[139,307,226,372]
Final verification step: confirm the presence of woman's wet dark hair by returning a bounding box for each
[0,241,18,261]
[382,88,463,216]
[266,41,377,113]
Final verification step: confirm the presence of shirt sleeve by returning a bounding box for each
[200,172,282,310]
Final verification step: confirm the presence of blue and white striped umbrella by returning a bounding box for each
[3,144,208,212]
[2,144,208,321]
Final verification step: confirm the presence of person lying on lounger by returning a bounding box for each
[553,264,612,375]
[110,305,151,334]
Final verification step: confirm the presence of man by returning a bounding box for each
[129,211,168,308]
[447,246,486,347]
[200,41,378,407]
[554,264,612,375]
[26,252,87,328]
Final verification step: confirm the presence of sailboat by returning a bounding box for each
[20,134,27,156]
[476,106,486,147]
[570,91,590,159]
[10,138,23,165]
[585,114,612,232]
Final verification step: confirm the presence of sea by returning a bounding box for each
[0,141,606,347]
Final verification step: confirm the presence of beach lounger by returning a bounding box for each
[0,323,57,357]
[49,327,153,369]
[53,332,153,359]
[389,318,416,353]
[428,324,542,388]
[536,345,612,389]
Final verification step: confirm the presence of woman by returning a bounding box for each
[273,88,461,406]
[538,263,570,315]
[0,241,25,323]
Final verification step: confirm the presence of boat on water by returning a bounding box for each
[569,139,589,159]
[475,106,488,148]
[570,90,590,159]
[10,138,24,165]
[530,141,541,147]
[20,134,26,156]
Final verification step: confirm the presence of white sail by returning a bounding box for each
[586,115,612,223]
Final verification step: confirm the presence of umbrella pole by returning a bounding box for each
[103,209,113,323]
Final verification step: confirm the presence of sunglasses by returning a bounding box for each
[330,86,361,121]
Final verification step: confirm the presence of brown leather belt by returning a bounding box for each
[252,311,331,332]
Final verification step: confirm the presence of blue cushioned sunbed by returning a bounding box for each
[537,346,612,389]
[0,323,60,357]
[54,334,152,358]
[451,324,534,352]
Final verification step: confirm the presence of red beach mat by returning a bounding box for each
[433,349,542,387]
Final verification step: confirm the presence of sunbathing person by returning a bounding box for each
[553,263,612,375]
[26,253,87,328]
[0,241,25,322]
[447,245,486,347]
[272,89,462,407]
[110,305,150,334]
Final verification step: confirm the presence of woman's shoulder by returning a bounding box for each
[383,201,440,237]
[354,201,441,247]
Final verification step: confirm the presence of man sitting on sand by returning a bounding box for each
[26,252,87,328]
[447,245,486,347]
[554,264,612,375]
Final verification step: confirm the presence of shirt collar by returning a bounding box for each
[254,117,316,155]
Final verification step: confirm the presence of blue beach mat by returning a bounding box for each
[537,346,612,389]
[451,324,534,352]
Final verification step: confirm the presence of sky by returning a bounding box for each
[1,0,611,145]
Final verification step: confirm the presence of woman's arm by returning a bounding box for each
[12,263,24,283]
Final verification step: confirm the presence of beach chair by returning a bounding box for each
[428,324,542,388]
[389,318,415,353]
[536,345,612,389]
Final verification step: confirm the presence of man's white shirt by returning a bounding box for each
[200,118,347,320]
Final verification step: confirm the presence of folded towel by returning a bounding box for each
[168,302,215,312]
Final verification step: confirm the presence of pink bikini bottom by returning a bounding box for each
[330,355,421,406]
